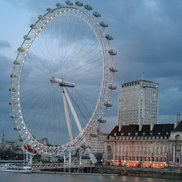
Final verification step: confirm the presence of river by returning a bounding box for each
[0,172,181,182]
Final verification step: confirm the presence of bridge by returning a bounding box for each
[0,160,24,164]
[32,162,95,171]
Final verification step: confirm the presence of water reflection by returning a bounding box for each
[0,172,181,182]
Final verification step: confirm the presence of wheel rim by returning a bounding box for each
[10,3,115,156]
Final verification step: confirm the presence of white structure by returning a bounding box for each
[10,1,116,158]
[87,132,108,155]
[118,80,159,127]
[105,119,182,164]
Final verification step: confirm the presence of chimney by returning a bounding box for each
[118,124,121,132]
[174,113,180,128]
[150,123,154,131]
[139,124,142,131]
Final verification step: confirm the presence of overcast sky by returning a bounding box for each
[0,0,182,140]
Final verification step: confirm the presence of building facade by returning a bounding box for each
[87,132,108,160]
[118,80,159,127]
[104,121,182,164]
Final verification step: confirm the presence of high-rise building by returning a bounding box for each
[118,80,159,127]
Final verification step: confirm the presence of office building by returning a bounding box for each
[118,80,159,127]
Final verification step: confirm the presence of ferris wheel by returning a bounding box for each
[10,1,118,157]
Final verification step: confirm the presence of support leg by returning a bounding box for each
[62,87,73,141]
[63,87,82,133]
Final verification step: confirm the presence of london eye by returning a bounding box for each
[10,1,117,159]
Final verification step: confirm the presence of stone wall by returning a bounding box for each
[94,166,182,179]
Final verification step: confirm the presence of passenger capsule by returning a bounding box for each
[84,5,93,10]
[98,119,107,123]
[13,127,20,131]
[109,66,118,72]
[13,60,20,65]
[108,84,117,90]
[17,47,25,52]
[81,144,88,149]
[90,133,97,137]
[75,1,83,7]
[23,35,31,40]
[18,138,23,142]
[56,3,64,8]
[104,102,112,107]
[38,15,44,20]
[47,8,54,13]
[10,114,15,119]
[66,1,73,6]
[108,49,117,56]
[10,74,16,78]
[93,11,101,17]
[9,101,16,106]
[100,22,108,28]
[9,88,16,92]
[30,24,37,29]
[105,34,113,40]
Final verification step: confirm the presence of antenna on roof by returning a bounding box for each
[2,132,5,160]
[142,72,144,81]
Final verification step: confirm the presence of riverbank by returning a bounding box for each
[1,171,181,182]
[37,165,182,179]
[93,165,182,179]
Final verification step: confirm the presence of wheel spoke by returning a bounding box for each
[10,4,115,156]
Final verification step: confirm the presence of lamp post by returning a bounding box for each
[126,151,128,162]
[166,152,168,163]
[2,132,5,160]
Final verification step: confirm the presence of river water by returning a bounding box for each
[0,172,181,182]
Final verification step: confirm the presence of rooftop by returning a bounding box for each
[107,122,182,139]
[121,80,158,88]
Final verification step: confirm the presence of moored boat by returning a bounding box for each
[0,164,32,173]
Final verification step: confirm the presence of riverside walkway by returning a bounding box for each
[32,162,94,170]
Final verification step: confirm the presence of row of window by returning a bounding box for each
[109,136,168,140]
[115,151,167,156]
[114,131,169,136]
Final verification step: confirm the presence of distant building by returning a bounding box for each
[104,118,182,164]
[118,80,159,127]
[87,132,108,161]
[38,138,49,146]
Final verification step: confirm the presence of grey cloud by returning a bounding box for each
[0,55,17,138]
[1,0,182,141]
[0,40,11,49]
[28,0,182,122]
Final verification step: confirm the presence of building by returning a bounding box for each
[118,80,159,127]
[87,132,108,161]
[104,118,182,164]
